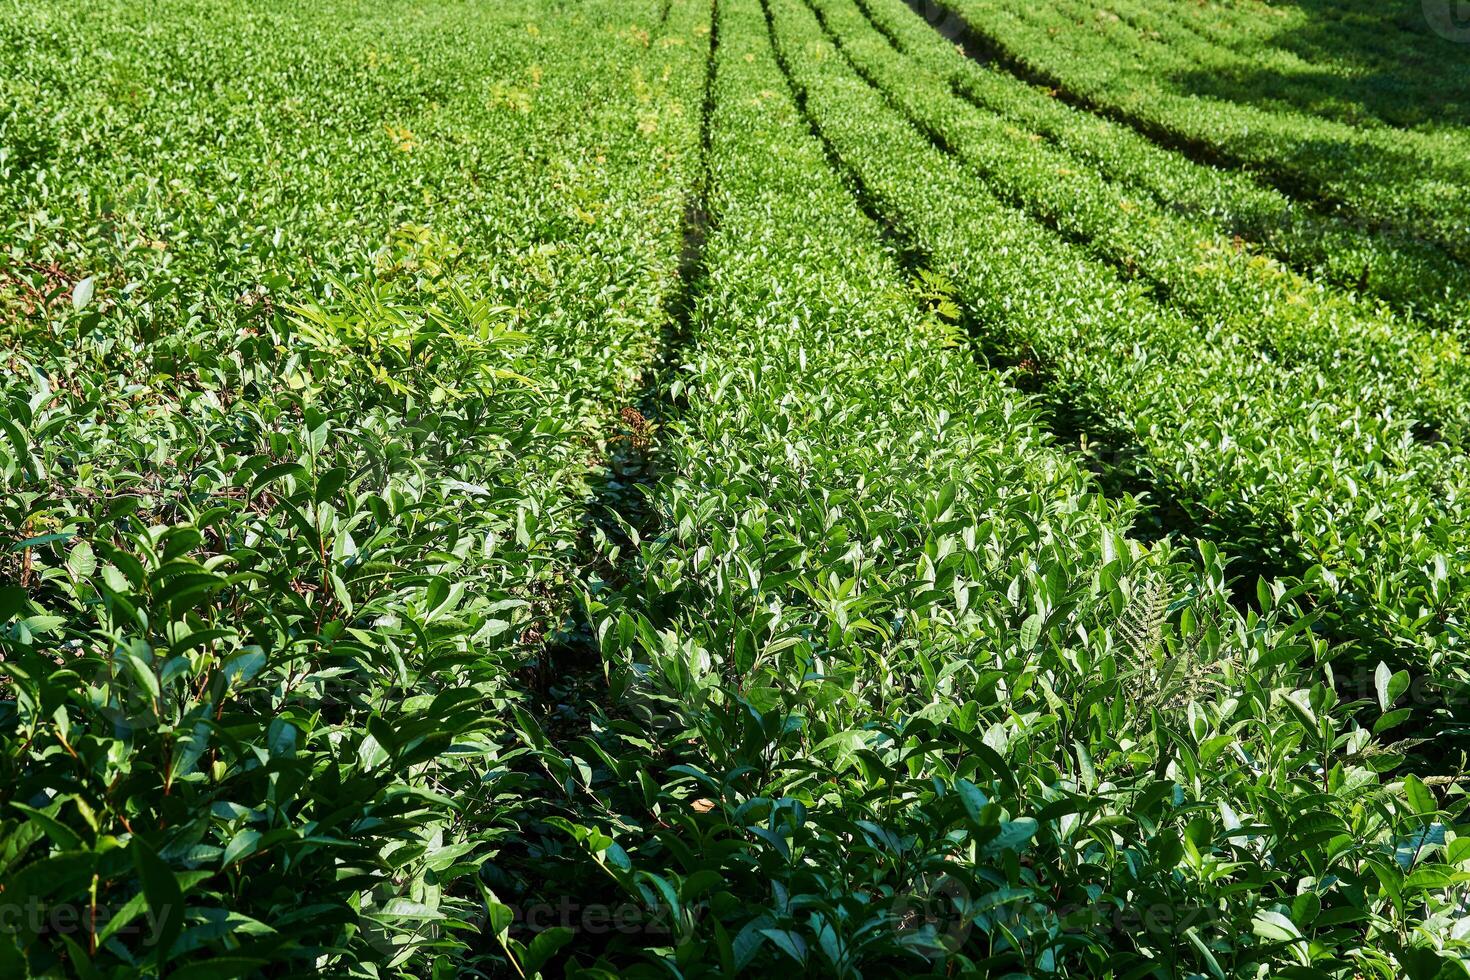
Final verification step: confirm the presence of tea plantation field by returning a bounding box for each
[3,0,1469,976]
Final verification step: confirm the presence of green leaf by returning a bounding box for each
[1251,909,1301,943]
[1251,910,1308,965]
[267,718,297,757]
[125,652,162,702]
[1373,708,1412,734]
[955,778,988,826]
[1019,612,1043,650]
[1374,661,1392,712]
[984,817,1039,854]
[223,829,262,867]
[759,927,808,965]
[71,276,96,310]
[10,803,82,851]
[95,890,150,948]
[521,925,573,976]
[1281,690,1317,730]
[0,587,29,623]
[249,462,306,498]
[131,838,185,962]
[1404,774,1436,818]
[66,541,97,580]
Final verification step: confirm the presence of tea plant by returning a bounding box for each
[0,0,707,972]
[768,0,1470,706]
[4,0,1470,976]
[928,0,1470,267]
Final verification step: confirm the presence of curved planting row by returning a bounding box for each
[4,0,1470,976]
[807,0,1469,445]
[917,0,1470,268]
[766,0,1470,695]
[0,0,708,972]
[1122,0,1470,99]
[486,0,1469,974]
[855,0,1470,337]
[1071,0,1470,134]
[1031,0,1470,143]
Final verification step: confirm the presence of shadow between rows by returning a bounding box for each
[759,0,1470,754]
[893,0,1470,272]
[771,0,1287,577]
[539,2,720,690]
[476,0,722,967]
[811,0,1461,449]
[1166,0,1470,132]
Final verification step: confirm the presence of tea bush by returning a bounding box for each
[4,0,1470,976]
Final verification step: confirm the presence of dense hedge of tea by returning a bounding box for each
[3,0,1469,976]
[925,0,1470,270]
[0,0,707,972]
